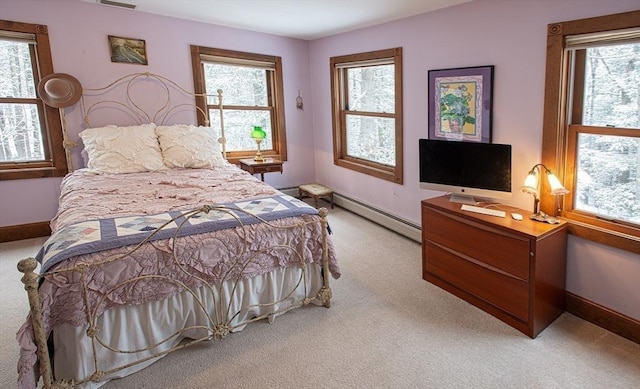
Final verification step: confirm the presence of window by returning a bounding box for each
[190,46,287,164]
[541,11,640,253]
[0,20,67,180]
[330,48,403,184]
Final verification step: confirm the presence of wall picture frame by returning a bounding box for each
[108,35,148,65]
[428,65,494,143]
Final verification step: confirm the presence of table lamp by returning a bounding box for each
[250,126,267,161]
[521,163,569,223]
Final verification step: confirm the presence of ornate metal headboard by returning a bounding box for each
[77,72,226,161]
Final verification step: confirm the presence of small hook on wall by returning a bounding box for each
[296,89,303,110]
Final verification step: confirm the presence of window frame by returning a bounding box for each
[190,45,287,165]
[0,20,67,180]
[330,48,403,184]
[541,11,640,254]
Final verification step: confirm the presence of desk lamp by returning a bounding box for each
[521,164,569,223]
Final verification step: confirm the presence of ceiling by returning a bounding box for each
[87,0,472,40]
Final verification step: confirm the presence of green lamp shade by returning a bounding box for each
[250,126,267,140]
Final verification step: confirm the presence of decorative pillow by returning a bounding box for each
[155,125,227,169]
[79,123,166,173]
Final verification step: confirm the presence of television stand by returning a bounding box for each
[421,196,568,337]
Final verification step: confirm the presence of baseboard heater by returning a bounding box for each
[279,188,421,242]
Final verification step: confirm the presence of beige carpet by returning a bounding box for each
[1,206,639,388]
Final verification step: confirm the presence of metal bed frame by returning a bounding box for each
[18,72,333,388]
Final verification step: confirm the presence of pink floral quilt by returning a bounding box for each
[17,165,340,388]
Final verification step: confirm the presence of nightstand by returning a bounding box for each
[238,158,283,181]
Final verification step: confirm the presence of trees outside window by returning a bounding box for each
[0,20,66,180]
[330,48,403,184]
[541,11,640,252]
[573,42,640,225]
[0,40,43,162]
[190,46,286,164]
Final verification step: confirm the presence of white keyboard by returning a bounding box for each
[460,204,506,218]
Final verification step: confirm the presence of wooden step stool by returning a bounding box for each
[298,183,334,209]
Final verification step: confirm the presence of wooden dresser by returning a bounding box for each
[421,195,568,338]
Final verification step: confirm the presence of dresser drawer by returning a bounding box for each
[423,207,530,281]
[424,241,529,321]
[260,165,281,173]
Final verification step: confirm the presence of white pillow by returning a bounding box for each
[79,123,166,173]
[155,125,227,169]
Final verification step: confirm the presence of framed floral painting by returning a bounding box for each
[428,65,494,143]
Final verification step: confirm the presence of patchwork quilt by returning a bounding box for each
[18,167,341,389]
[38,194,318,273]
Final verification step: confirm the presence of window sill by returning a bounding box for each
[335,158,402,184]
[0,166,67,180]
[562,214,640,254]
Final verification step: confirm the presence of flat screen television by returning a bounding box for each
[419,139,512,204]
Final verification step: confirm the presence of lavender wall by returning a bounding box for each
[0,0,316,226]
[307,0,640,320]
[2,0,639,320]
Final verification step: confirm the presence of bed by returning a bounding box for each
[16,73,340,388]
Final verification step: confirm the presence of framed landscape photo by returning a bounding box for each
[108,35,148,65]
[428,65,494,143]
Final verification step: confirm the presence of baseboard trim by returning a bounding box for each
[0,221,51,243]
[333,193,422,242]
[566,291,640,344]
[280,187,421,242]
[2,194,636,345]
[279,187,299,197]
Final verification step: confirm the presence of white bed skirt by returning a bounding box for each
[53,264,324,388]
